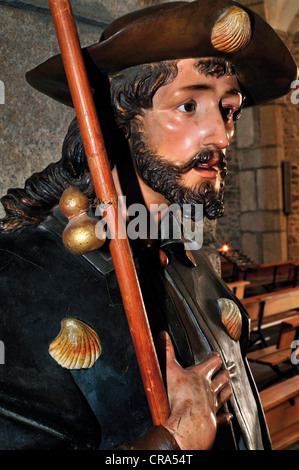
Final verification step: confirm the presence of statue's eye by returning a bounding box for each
[178,101,196,113]
[221,106,234,121]
[220,100,243,123]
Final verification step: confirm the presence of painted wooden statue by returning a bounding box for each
[0,0,297,450]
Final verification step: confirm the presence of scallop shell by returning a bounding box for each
[49,318,101,369]
[211,6,252,53]
[217,298,242,341]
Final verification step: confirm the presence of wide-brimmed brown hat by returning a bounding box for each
[26,0,298,108]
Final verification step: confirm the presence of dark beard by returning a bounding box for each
[131,130,227,221]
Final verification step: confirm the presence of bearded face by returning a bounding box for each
[111,58,243,222]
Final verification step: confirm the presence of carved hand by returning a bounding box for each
[161,331,232,450]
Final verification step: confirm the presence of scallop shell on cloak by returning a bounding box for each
[217,298,242,342]
[211,5,252,53]
[49,318,101,369]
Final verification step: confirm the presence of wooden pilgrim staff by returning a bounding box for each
[47,0,170,425]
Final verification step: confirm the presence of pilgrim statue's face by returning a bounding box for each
[130,58,243,219]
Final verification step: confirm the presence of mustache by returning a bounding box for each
[173,148,227,175]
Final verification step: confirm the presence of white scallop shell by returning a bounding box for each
[49,318,101,369]
[211,6,252,53]
[217,298,242,341]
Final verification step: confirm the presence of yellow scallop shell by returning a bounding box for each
[211,6,252,53]
[217,298,242,341]
[49,318,101,369]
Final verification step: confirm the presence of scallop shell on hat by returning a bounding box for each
[217,298,242,341]
[49,318,101,369]
[211,6,252,53]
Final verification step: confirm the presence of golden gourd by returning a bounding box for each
[59,186,106,255]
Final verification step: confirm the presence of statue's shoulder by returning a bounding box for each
[0,211,115,277]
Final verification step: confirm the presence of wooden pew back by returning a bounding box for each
[259,376,299,449]
[247,315,299,368]
[242,287,299,330]
[278,316,299,349]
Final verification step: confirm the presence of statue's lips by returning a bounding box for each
[193,163,219,178]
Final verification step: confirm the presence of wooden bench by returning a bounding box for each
[240,260,295,286]
[221,257,299,288]
[247,316,299,376]
[242,287,299,347]
[226,280,251,299]
[260,375,299,449]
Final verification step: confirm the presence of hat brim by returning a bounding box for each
[26,0,298,108]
